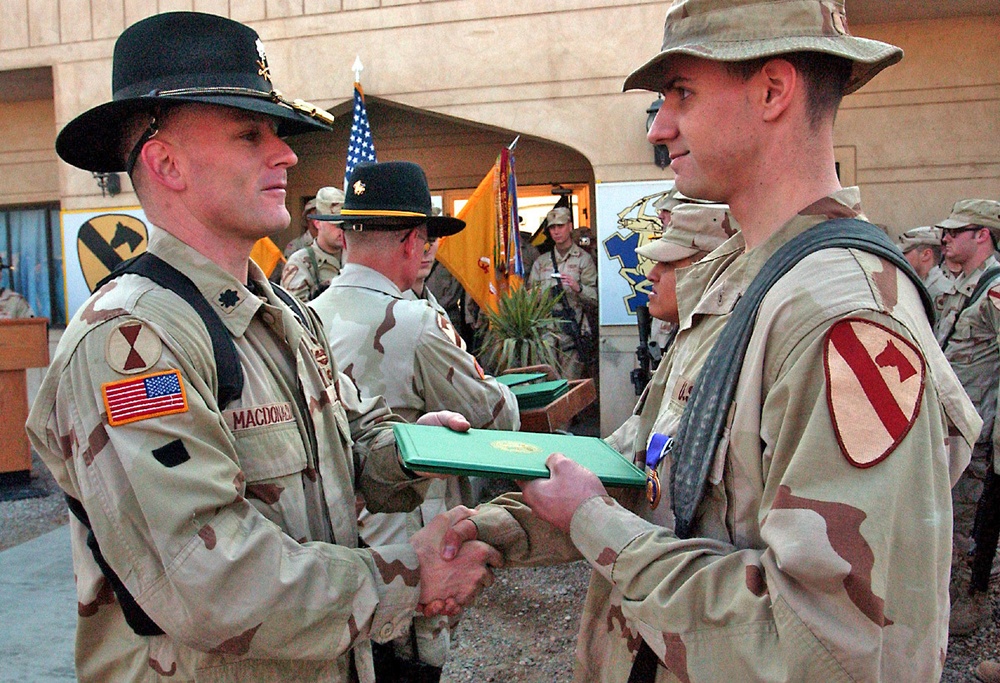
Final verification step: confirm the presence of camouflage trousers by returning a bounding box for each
[952,442,992,594]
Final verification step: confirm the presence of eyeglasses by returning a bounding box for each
[400,226,437,253]
[941,226,984,239]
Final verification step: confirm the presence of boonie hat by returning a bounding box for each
[309,187,347,222]
[636,203,733,262]
[652,186,714,212]
[624,0,902,96]
[328,161,465,239]
[546,207,572,226]
[936,199,1000,233]
[56,12,334,173]
[896,226,941,252]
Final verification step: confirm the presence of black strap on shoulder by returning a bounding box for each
[669,218,933,539]
[271,283,310,328]
[97,252,243,410]
[941,266,1000,350]
[66,495,165,636]
[627,640,660,683]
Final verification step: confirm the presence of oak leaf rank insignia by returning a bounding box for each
[824,318,925,468]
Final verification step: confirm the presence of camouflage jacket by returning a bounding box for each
[527,243,598,334]
[0,287,34,319]
[923,264,951,302]
[944,255,1000,444]
[26,229,429,683]
[473,188,981,682]
[310,263,519,666]
[932,258,996,346]
[280,242,342,303]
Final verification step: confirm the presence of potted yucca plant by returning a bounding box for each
[477,285,569,376]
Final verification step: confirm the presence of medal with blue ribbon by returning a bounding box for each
[645,433,672,509]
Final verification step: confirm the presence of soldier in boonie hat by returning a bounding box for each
[897,226,942,252]
[636,203,733,325]
[637,203,733,263]
[330,161,465,239]
[55,12,333,174]
[624,0,902,96]
[936,199,1000,234]
[896,226,942,281]
[310,186,348,222]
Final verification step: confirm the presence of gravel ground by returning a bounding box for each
[3,457,997,681]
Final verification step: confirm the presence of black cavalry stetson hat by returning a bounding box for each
[55,12,334,173]
[325,161,466,239]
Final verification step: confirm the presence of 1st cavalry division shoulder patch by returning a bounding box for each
[824,318,925,468]
[102,369,189,426]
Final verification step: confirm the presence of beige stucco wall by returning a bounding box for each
[0,1,998,434]
[0,99,59,205]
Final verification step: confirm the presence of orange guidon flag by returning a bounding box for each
[437,148,522,312]
[250,237,285,278]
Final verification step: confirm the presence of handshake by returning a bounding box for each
[408,453,609,617]
[409,506,499,617]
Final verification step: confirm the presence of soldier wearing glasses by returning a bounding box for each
[931,199,1000,638]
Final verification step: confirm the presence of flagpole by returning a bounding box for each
[352,55,363,83]
[508,135,519,151]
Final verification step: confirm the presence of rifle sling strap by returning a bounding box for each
[669,218,933,539]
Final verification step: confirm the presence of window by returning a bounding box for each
[1,205,65,326]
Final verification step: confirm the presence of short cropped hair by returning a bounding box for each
[725,52,853,128]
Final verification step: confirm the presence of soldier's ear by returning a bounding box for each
[757,58,797,123]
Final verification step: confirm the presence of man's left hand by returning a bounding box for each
[518,453,606,534]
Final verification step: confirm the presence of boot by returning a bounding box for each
[977,660,1000,683]
[950,590,989,636]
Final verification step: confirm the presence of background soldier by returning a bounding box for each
[0,256,34,319]
[310,161,519,680]
[526,206,598,378]
[25,13,498,682]
[932,199,1000,636]
[896,225,943,281]
[608,202,733,529]
[280,186,346,302]
[440,1,980,680]
[933,200,1000,345]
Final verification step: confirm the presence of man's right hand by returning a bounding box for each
[411,506,502,617]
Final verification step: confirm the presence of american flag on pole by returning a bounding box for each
[103,370,189,426]
[345,82,377,185]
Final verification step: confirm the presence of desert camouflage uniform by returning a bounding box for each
[0,287,34,318]
[932,259,996,345]
[923,264,951,300]
[280,242,342,303]
[310,262,519,666]
[26,229,429,683]
[283,230,313,258]
[527,244,598,378]
[941,256,1000,565]
[473,189,981,682]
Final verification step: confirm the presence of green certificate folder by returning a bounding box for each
[496,372,549,387]
[393,423,645,488]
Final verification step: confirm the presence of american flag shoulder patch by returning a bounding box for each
[102,369,189,427]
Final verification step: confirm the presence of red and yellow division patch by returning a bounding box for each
[824,318,925,468]
[102,369,189,427]
[988,285,1000,312]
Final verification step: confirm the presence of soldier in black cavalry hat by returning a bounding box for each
[27,12,500,683]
